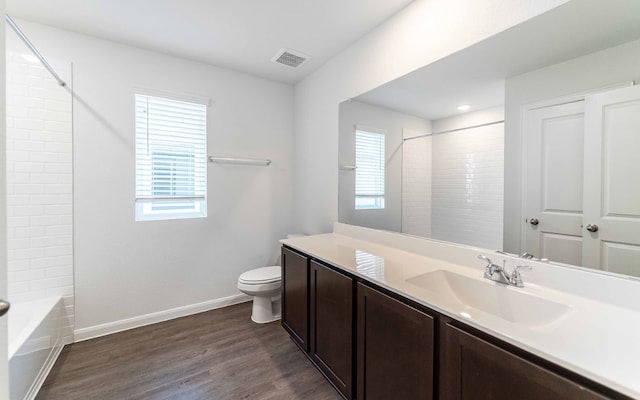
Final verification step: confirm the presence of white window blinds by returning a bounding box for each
[355,128,385,210]
[135,93,207,221]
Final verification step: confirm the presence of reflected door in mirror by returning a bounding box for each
[583,85,640,276]
[525,85,640,277]
[525,101,585,266]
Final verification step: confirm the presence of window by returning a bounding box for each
[135,93,207,221]
[355,128,385,210]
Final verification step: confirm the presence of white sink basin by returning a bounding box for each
[406,270,571,328]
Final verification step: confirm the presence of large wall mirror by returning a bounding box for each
[338,0,640,279]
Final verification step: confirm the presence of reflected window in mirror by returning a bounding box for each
[355,128,385,210]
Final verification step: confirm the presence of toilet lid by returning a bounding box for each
[239,266,281,284]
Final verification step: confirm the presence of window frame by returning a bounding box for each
[134,90,209,221]
[354,126,386,210]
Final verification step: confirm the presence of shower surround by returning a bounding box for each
[6,42,74,345]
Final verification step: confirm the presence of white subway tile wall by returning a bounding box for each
[431,124,504,250]
[6,50,74,344]
[401,124,504,250]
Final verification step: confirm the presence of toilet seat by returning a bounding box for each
[238,266,281,285]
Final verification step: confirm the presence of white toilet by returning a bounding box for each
[237,234,305,323]
[237,266,282,323]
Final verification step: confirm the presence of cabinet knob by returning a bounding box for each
[529,218,539,226]
[586,224,599,233]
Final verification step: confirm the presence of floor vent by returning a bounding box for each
[271,48,310,68]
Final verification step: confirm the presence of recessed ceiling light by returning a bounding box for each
[457,104,470,111]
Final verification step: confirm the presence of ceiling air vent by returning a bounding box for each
[271,48,310,68]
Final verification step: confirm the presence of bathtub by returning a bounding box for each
[8,297,64,400]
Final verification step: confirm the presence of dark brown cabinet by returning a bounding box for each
[440,323,609,400]
[310,260,354,399]
[357,283,434,400]
[281,246,624,400]
[281,247,309,351]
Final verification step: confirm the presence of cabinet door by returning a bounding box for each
[357,283,434,400]
[281,247,309,351]
[440,323,608,400]
[310,261,353,399]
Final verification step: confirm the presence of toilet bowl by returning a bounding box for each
[237,266,282,323]
[237,234,305,323]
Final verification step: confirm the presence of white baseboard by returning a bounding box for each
[74,293,252,342]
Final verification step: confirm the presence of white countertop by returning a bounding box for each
[282,224,640,399]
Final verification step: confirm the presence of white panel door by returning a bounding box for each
[524,101,585,265]
[583,85,640,276]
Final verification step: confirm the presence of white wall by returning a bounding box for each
[292,0,569,235]
[431,106,504,133]
[338,100,430,232]
[15,21,294,337]
[6,37,74,343]
[503,38,640,254]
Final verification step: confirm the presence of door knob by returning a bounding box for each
[0,299,9,317]
[529,218,539,226]
[586,224,599,233]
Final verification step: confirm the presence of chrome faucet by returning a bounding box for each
[478,255,510,284]
[477,255,532,287]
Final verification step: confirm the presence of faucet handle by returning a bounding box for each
[478,255,495,279]
[477,254,492,265]
[510,265,532,287]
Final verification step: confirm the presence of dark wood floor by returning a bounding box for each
[36,302,342,400]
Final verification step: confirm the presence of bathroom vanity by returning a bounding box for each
[281,223,639,400]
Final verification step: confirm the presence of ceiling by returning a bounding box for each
[356,0,640,121]
[6,0,415,84]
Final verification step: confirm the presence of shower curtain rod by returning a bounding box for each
[403,119,504,142]
[5,15,67,87]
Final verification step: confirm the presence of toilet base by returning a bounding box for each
[250,295,281,324]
